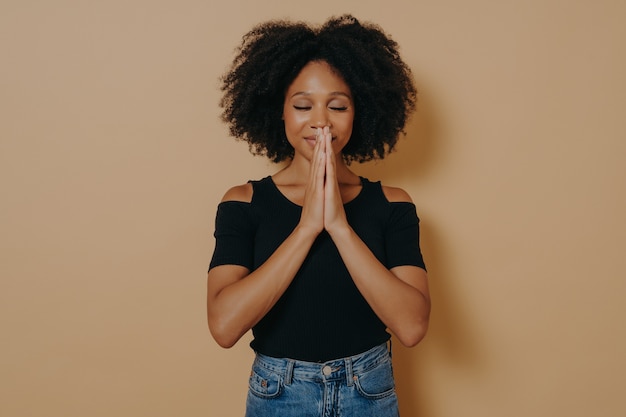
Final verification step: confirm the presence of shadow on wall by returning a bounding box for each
[355,86,482,416]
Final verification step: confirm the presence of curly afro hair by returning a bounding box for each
[219,14,417,163]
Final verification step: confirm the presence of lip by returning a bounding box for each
[304,135,337,142]
[304,135,317,147]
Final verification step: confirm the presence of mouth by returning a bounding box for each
[304,135,336,147]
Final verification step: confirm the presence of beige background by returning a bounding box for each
[1,1,625,416]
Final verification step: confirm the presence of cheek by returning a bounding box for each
[336,116,354,137]
[283,111,307,132]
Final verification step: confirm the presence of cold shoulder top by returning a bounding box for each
[209,176,425,362]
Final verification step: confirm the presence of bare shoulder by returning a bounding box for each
[221,183,253,203]
[382,185,414,203]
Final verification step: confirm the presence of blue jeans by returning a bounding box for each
[245,342,399,417]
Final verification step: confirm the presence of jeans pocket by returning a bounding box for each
[354,358,396,400]
[248,362,283,399]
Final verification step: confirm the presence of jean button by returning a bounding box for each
[322,365,332,376]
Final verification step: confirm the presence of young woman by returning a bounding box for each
[207,15,430,417]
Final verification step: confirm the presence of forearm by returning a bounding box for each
[207,224,318,347]
[328,226,430,347]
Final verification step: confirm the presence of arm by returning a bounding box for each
[207,225,319,348]
[327,227,430,347]
[323,133,430,347]
[207,138,327,348]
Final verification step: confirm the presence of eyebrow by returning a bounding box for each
[290,91,352,99]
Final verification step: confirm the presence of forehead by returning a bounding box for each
[286,61,351,96]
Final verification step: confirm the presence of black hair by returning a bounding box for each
[219,14,417,163]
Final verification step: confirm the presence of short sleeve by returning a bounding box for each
[384,202,426,270]
[208,201,255,270]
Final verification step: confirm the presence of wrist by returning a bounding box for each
[326,222,353,241]
[294,222,323,242]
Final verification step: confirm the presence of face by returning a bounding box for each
[282,61,354,160]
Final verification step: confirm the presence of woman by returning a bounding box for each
[207,15,430,417]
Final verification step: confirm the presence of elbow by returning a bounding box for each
[397,327,427,348]
[215,338,238,349]
[211,332,238,349]
[395,316,430,348]
[208,317,242,349]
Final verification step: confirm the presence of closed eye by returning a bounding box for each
[293,106,311,111]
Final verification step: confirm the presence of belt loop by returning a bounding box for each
[345,356,354,387]
[387,339,393,359]
[284,359,294,385]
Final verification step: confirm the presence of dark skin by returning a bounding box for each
[207,61,430,349]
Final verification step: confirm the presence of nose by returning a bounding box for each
[310,106,330,129]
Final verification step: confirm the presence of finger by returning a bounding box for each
[311,128,326,192]
[324,127,336,181]
[318,127,326,157]
[310,128,324,172]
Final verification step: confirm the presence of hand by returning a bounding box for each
[298,128,326,235]
[298,127,350,236]
[322,127,349,234]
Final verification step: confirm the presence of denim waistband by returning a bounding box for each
[252,342,391,387]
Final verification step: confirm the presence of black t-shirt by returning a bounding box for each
[209,176,426,362]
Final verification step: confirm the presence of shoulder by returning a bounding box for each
[219,176,274,203]
[221,183,253,203]
[381,185,413,203]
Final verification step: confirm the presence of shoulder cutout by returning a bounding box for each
[382,185,413,203]
[221,183,253,203]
